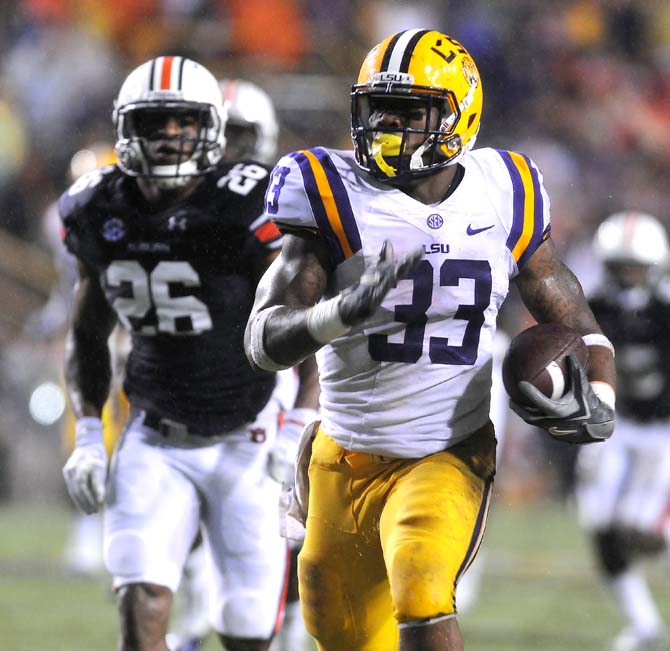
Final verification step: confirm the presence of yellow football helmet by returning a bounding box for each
[351,29,483,182]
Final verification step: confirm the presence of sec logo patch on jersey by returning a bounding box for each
[427,214,444,229]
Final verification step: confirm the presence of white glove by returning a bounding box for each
[278,485,307,543]
[278,419,319,542]
[62,417,108,514]
[268,408,318,486]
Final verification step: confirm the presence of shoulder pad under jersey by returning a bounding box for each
[262,147,366,266]
[59,165,118,220]
[58,165,119,264]
[262,148,336,234]
[209,159,282,250]
[466,147,552,270]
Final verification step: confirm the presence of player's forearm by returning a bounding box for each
[583,342,616,400]
[246,304,326,371]
[64,329,113,418]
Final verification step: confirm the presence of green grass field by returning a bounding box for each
[0,499,667,651]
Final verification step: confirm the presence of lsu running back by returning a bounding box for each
[264,144,550,457]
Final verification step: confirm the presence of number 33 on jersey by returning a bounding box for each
[264,146,550,457]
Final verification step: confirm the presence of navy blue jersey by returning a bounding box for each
[589,287,670,423]
[60,161,282,435]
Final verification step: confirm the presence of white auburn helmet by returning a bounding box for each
[218,78,278,164]
[113,56,226,189]
[593,211,669,268]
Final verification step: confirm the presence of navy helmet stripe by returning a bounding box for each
[148,58,156,91]
[177,57,186,90]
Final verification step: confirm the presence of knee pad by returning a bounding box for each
[215,588,278,640]
[390,542,456,619]
[105,529,151,578]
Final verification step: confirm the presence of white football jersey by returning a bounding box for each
[263,147,551,457]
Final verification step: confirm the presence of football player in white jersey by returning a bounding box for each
[244,29,617,651]
[575,212,670,651]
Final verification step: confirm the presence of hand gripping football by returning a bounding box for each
[502,323,589,406]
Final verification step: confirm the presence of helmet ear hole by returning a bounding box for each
[467,113,478,128]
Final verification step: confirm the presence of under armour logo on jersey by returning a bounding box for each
[427,214,444,229]
[102,218,127,241]
[168,215,188,231]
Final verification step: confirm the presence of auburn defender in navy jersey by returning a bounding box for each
[245,30,616,651]
[60,56,319,651]
[576,212,670,651]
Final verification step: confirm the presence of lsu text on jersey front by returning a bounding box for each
[264,147,550,457]
[60,161,282,436]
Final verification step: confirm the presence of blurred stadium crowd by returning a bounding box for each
[0,0,668,502]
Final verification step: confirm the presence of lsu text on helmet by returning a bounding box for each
[351,29,483,183]
[219,78,279,164]
[113,56,226,190]
[593,211,670,289]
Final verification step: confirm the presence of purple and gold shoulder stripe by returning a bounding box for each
[496,150,548,268]
[289,147,362,265]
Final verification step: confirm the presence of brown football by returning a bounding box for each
[502,323,589,406]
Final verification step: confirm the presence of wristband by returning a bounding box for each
[248,305,291,372]
[75,417,104,446]
[582,333,615,357]
[306,296,350,344]
[590,382,616,410]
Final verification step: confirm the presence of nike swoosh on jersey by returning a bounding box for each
[466,224,495,235]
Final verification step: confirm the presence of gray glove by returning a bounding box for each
[510,354,615,444]
[338,240,423,326]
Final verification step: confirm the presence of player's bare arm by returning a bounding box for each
[253,246,322,409]
[64,260,118,419]
[245,232,331,370]
[515,237,616,390]
[246,233,423,373]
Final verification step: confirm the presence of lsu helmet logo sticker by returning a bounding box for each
[461,57,479,86]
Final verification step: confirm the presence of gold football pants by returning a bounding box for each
[298,422,496,651]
